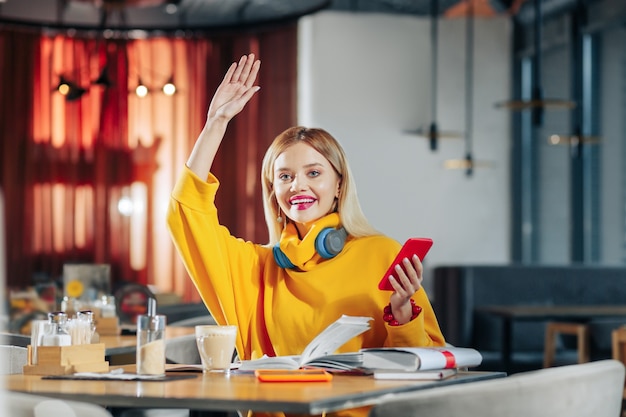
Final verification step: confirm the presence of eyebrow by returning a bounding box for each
[274,162,325,172]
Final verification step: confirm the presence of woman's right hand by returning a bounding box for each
[186,53,260,179]
[207,53,261,122]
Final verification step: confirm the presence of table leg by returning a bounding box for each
[501,318,512,374]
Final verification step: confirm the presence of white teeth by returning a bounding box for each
[290,198,314,205]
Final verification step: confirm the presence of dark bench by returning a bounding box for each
[433,265,626,373]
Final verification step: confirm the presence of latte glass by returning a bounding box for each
[195,325,237,373]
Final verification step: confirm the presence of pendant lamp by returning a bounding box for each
[444,0,493,175]
[545,1,601,147]
[494,0,576,123]
[405,0,461,151]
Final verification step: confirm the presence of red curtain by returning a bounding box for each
[0,24,297,302]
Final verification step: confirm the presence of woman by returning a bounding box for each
[167,53,445,416]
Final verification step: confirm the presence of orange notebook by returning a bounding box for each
[255,369,333,382]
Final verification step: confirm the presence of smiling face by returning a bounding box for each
[273,142,341,236]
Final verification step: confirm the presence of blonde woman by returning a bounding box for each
[167,53,445,417]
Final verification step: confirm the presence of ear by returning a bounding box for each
[335,180,341,199]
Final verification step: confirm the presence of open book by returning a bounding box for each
[360,346,483,371]
[238,315,372,370]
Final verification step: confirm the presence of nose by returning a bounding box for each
[290,174,307,191]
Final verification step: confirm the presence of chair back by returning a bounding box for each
[165,334,201,364]
[368,359,625,417]
[612,326,626,401]
[168,315,216,327]
[0,332,31,347]
[0,345,28,374]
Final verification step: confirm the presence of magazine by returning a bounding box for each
[360,346,483,371]
[238,315,372,370]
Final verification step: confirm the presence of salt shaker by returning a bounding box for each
[100,295,117,318]
[136,298,166,376]
[76,310,96,344]
[42,311,72,347]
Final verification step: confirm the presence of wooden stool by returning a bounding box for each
[543,321,590,368]
[612,326,626,410]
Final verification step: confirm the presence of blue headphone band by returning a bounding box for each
[273,245,296,269]
[273,227,347,269]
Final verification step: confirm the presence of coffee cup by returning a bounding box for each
[195,325,237,373]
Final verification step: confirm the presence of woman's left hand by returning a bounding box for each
[387,255,423,324]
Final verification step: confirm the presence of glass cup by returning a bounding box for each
[136,314,166,376]
[29,319,51,365]
[195,325,237,373]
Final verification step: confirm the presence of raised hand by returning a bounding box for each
[186,53,261,180]
[207,53,261,121]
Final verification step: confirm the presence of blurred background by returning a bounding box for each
[1,0,624,333]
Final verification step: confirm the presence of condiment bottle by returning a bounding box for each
[136,298,166,376]
[42,311,72,346]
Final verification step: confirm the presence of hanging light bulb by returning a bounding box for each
[135,78,149,98]
[162,76,176,96]
[56,76,87,101]
[164,0,180,14]
[57,76,72,96]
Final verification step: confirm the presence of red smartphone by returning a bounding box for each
[378,238,433,291]
[254,369,333,382]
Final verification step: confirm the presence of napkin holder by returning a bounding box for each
[96,316,121,336]
[23,343,109,375]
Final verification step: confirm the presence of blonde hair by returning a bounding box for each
[261,126,379,245]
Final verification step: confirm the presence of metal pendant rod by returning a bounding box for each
[429,0,440,151]
[532,0,544,126]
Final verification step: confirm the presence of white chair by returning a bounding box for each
[165,334,201,365]
[3,391,114,417]
[0,345,29,374]
[168,315,216,327]
[368,359,625,417]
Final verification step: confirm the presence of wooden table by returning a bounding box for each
[475,305,626,372]
[3,369,504,415]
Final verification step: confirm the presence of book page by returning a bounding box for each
[300,315,372,364]
[302,352,364,370]
[238,354,301,370]
[237,315,372,370]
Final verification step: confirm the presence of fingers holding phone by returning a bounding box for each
[378,238,433,291]
[389,254,423,296]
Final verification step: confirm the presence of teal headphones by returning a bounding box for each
[273,227,348,269]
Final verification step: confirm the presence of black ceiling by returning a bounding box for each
[0,0,580,35]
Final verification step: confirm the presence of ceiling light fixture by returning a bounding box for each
[162,76,176,96]
[92,65,114,87]
[55,65,112,102]
[494,0,576,123]
[135,78,149,98]
[56,75,89,101]
[130,75,177,97]
[405,0,462,151]
[547,134,601,146]
[444,0,494,176]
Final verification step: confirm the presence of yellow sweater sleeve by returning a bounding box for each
[166,166,272,357]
